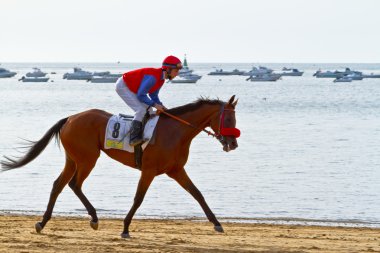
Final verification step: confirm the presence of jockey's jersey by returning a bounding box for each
[122,68,165,94]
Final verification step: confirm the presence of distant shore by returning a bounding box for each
[1,214,380,252]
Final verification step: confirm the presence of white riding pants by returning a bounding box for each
[115,77,153,121]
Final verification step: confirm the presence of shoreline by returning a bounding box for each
[1,214,380,252]
[1,211,380,229]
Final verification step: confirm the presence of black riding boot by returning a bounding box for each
[129,120,143,146]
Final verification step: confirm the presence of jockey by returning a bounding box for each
[115,55,182,146]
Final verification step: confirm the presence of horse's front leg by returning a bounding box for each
[167,168,224,233]
[121,170,155,238]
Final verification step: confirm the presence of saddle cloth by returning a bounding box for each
[104,114,160,153]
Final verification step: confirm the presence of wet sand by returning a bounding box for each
[1,215,380,252]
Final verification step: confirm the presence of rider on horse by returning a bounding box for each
[115,55,183,146]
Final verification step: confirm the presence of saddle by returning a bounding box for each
[104,111,159,170]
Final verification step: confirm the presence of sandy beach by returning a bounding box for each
[0,215,379,252]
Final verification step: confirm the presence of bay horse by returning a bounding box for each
[1,95,240,238]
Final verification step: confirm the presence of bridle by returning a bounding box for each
[160,103,240,142]
[216,104,241,141]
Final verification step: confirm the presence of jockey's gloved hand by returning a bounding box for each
[154,104,165,112]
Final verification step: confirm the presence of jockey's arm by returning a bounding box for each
[136,75,156,106]
[148,88,163,106]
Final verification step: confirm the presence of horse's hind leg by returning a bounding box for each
[68,161,98,230]
[35,156,76,233]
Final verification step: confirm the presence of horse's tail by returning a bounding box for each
[1,117,69,171]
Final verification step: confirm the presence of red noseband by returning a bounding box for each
[220,127,241,138]
[218,107,241,138]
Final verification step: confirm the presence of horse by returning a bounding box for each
[1,95,240,238]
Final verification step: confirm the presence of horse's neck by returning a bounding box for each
[176,104,220,140]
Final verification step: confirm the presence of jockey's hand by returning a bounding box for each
[154,104,165,112]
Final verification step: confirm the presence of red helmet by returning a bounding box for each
[162,55,182,70]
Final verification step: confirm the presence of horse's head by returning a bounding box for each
[210,95,240,152]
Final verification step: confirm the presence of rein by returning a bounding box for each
[160,110,219,138]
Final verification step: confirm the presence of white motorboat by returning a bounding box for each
[333,76,352,83]
[208,68,245,76]
[26,68,47,77]
[242,66,273,76]
[63,67,93,80]
[345,73,363,80]
[279,68,304,76]
[89,76,119,83]
[314,68,362,78]
[179,73,202,80]
[93,71,111,76]
[19,76,49,82]
[0,67,17,78]
[246,73,281,82]
[170,78,198,83]
[313,70,338,78]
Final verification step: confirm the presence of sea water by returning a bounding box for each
[0,62,379,227]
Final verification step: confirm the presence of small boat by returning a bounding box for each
[313,70,339,78]
[179,73,202,80]
[314,68,362,78]
[26,68,47,77]
[208,68,245,76]
[19,76,49,82]
[345,73,363,80]
[89,76,119,83]
[280,68,304,76]
[246,74,281,82]
[93,71,111,76]
[333,76,352,83]
[170,78,198,83]
[63,67,93,80]
[242,66,273,76]
[0,67,17,78]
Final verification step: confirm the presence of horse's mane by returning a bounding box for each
[164,97,223,117]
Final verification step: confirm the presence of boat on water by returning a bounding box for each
[246,73,281,82]
[242,66,273,76]
[279,68,304,76]
[93,71,111,76]
[314,68,362,78]
[19,76,50,82]
[208,68,245,76]
[63,67,93,80]
[170,73,201,83]
[0,67,17,78]
[333,76,353,83]
[26,68,47,77]
[345,73,363,80]
[89,76,119,83]
[170,78,198,83]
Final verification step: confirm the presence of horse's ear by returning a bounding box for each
[228,95,236,105]
[232,98,238,108]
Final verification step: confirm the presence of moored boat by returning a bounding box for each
[0,68,17,78]
[19,76,50,82]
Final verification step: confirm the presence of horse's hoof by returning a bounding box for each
[90,220,98,230]
[120,232,130,238]
[214,225,224,233]
[35,222,43,233]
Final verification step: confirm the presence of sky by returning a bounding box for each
[1,0,379,63]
